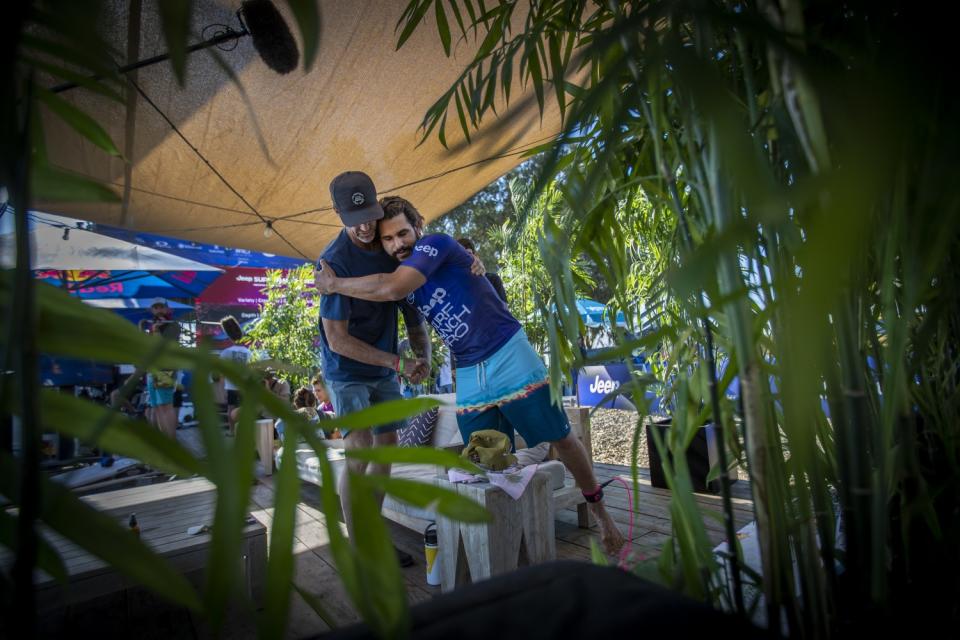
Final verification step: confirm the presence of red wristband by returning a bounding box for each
[394,355,401,372]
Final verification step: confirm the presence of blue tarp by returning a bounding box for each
[93,224,309,269]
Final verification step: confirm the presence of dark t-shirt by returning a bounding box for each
[485,272,508,303]
[400,233,520,367]
[150,317,180,342]
[318,229,419,382]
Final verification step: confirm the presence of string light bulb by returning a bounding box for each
[263,221,274,238]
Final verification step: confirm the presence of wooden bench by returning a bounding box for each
[4,478,267,614]
[283,397,595,532]
[435,470,555,592]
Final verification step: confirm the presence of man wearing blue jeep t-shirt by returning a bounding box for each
[316,171,432,568]
[315,196,625,555]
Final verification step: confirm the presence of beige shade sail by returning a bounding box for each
[36,0,563,260]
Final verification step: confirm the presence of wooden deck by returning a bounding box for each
[246,461,754,637]
[36,427,754,638]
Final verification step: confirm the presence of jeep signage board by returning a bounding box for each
[577,364,636,411]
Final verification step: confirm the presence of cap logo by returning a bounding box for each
[351,192,365,206]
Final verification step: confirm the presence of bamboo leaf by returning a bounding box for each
[319,397,441,432]
[344,445,484,474]
[0,453,202,611]
[30,163,120,202]
[435,0,452,55]
[260,410,300,638]
[589,538,609,566]
[157,0,192,85]
[454,89,471,143]
[361,475,490,523]
[284,0,321,71]
[349,474,410,637]
[396,0,434,50]
[32,390,206,478]
[302,429,363,607]
[37,88,120,157]
[527,45,545,114]
[462,0,479,34]
[476,13,504,59]
[23,55,124,102]
[203,48,275,165]
[19,33,120,85]
[446,0,467,39]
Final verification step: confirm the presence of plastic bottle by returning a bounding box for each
[424,522,441,586]
[129,513,140,538]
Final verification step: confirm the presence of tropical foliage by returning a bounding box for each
[399,0,960,634]
[243,264,319,389]
[1,3,489,638]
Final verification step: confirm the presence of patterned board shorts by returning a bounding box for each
[455,330,570,448]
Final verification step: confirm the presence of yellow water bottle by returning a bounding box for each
[424,523,440,586]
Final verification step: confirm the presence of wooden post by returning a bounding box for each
[255,419,274,476]
[435,471,555,592]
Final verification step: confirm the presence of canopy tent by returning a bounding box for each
[35,269,220,300]
[0,210,225,272]
[576,298,609,328]
[37,0,564,260]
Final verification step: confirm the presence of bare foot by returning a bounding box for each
[588,502,627,556]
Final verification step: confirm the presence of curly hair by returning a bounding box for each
[379,195,424,231]
[293,386,317,409]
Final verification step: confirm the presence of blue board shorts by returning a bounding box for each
[456,330,571,449]
[145,373,175,407]
[328,375,406,438]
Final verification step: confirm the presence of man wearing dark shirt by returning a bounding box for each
[315,196,625,555]
[456,237,508,303]
[316,171,431,568]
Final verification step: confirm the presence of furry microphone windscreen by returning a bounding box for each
[240,0,300,74]
[221,315,245,342]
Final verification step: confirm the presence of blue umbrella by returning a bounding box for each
[576,298,607,328]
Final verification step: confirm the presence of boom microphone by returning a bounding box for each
[240,0,299,75]
[51,0,304,93]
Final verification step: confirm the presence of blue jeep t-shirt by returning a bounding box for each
[400,233,520,367]
[318,229,418,381]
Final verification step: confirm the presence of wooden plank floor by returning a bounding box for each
[72,426,754,638]
[246,458,755,637]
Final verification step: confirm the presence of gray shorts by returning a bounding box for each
[327,376,406,437]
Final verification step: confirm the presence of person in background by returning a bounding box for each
[436,349,454,394]
[312,376,341,438]
[312,376,335,414]
[139,298,180,439]
[219,316,251,435]
[456,237,508,303]
[275,386,319,442]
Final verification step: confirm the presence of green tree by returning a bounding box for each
[2,4,489,638]
[400,0,960,635]
[493,176,595,353]
[242,265,318,389]
[426,155,544,270]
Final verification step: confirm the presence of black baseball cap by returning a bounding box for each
[329,171,383,226]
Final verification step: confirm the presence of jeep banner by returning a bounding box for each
[576,364,636,411]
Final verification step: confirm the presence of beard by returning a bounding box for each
[391,244,414,261]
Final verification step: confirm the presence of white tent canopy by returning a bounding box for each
[38,1,563,260]
[0,211,223,271]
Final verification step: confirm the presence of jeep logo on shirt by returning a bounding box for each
[415,244,439,258]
